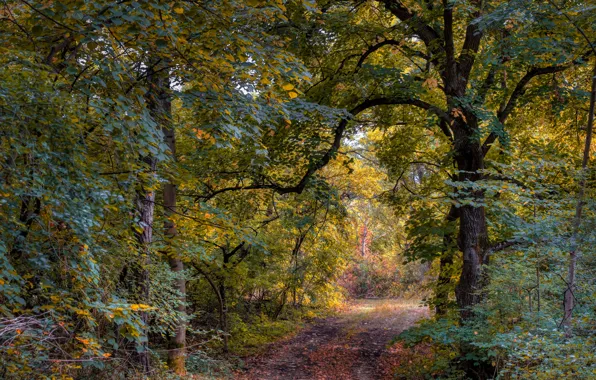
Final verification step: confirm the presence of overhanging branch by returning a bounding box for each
[196,95,451,201]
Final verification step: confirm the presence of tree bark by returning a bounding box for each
[563,60,596,331]
[144,57,187,373]
[163,122,187,374]
[132,56,175,375]
[133,155,156,375]
[452,124,489,320]
[455,203,488,319]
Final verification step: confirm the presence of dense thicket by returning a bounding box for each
[1,0,596,379]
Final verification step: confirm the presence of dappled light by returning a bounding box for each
[1,0,596,379]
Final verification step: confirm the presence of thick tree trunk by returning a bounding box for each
[563,61,596,331]
[453,127,489,320]
[455,204,488,319]
[451,125,493,378]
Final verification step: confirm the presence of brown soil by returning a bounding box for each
[235,299,429,380]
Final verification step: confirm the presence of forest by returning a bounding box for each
[1,0,596,379]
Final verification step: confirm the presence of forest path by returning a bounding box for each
[235,299,429,380]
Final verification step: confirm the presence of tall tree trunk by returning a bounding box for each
[451,124,494,379]
[145,57,187,373]
[132,56,173,375]
[563,60,596,330]
[134,155,157,375]
[163,120,187,374]
[453,126,489,320]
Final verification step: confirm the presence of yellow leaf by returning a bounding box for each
[282,83,294,91]
[288,91,298,99]
[130,304,152,311]
[173,7,184,14]
[76,337,90,345]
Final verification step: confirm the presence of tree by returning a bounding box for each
[277,0,593,320]
[0,0,336,375]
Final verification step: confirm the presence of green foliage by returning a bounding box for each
[0,0,351,376]
[2,0,596,378]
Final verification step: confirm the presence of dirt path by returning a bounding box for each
[236,299,429,380]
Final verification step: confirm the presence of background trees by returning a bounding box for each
[1,0,596,378]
